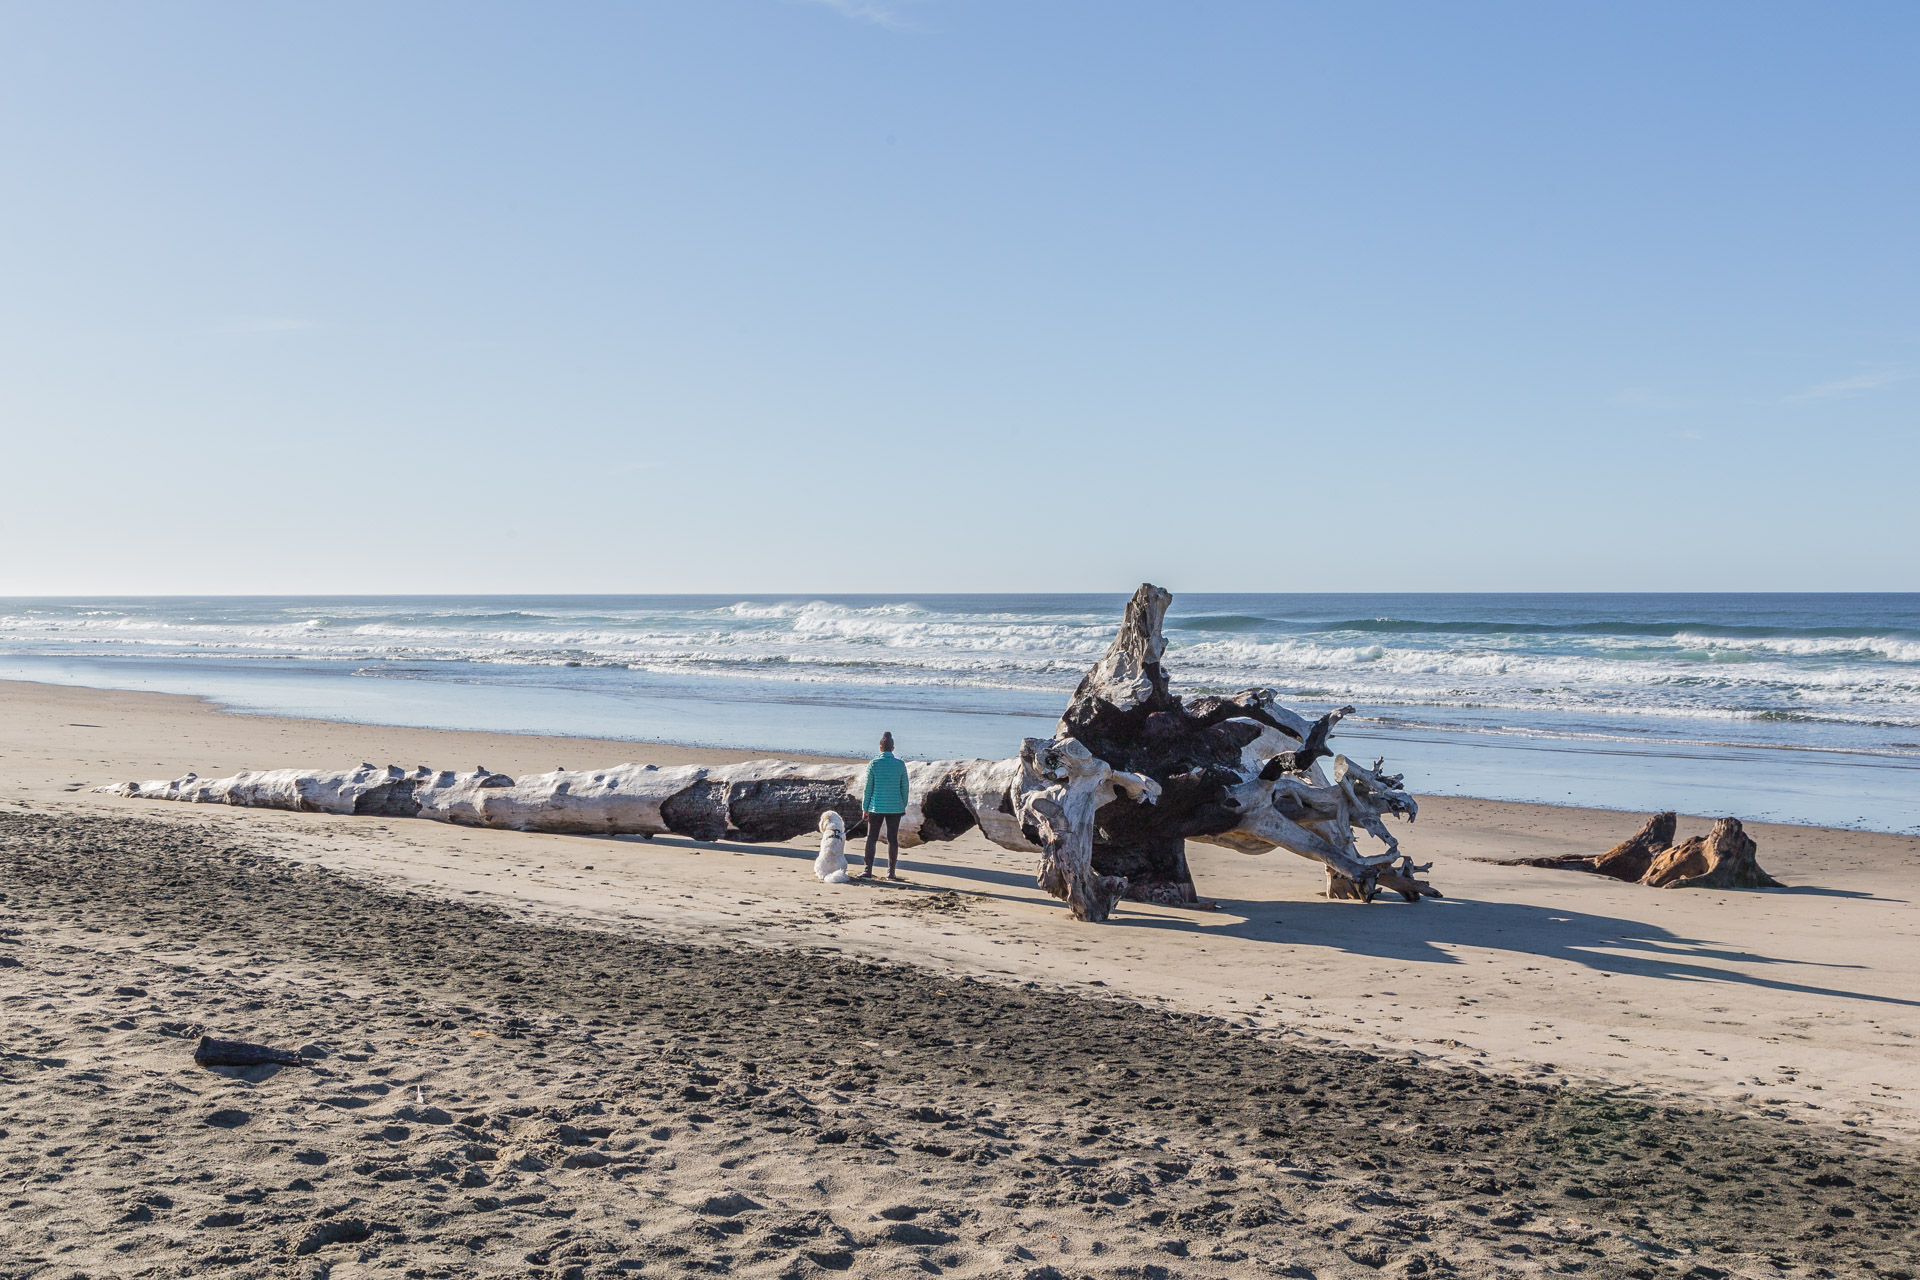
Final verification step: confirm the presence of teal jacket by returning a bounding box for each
[861,752,910,815]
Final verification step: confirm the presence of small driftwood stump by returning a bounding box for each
[1512,812,1781,890]
[1643,817,1783,889]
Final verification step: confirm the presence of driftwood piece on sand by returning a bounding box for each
[1594,811,1678,881]
[1644,817,1783,889]
[1329,856,1443,903]
[97,584,1427,921]
[1513,811,1676,881]
[1509,811,1782,890]
[98,757,1017,849]
[194,1036,308,1068]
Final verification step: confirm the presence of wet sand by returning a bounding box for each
[3,680,1918,1277]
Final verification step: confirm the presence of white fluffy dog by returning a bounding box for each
[813,811,851,884]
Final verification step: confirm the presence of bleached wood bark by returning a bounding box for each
[98,583,1431,920]
[1009,737,1159,922]
[96,758,1020,848]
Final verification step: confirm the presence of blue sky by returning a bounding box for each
[2,1,1915,593]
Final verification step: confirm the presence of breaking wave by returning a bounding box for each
[4,592,1920,750]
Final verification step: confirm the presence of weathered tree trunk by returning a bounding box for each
[1056,585,1425,908]
[98,584,1429,921]
[99,758,1011,848]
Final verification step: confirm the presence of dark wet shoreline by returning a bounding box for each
[2,811,1915,1279]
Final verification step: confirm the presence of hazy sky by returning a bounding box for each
[2,2,1915,594]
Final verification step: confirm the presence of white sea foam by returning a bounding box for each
[1668,631,1920,663]
[5,597,1920,747]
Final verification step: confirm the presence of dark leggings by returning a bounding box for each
[863,812,901,869]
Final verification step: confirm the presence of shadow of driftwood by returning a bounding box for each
[1509,863,1902,904]
[1774,885,1902,902]
[608,832,1914,1010]
[1121,891,1919,1009]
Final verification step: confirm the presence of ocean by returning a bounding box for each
[3,592,1916,833]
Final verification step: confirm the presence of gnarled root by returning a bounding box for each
[1013,737,1158,923]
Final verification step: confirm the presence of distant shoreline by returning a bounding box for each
[7,658,1920,834]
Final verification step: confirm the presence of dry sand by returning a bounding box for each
[2,679,1917,1278]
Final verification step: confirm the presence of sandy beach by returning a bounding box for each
[3,679,1917,1278]
[14,0,1919,1273]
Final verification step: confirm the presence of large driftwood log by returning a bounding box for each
[97,584,1428,921]
[97,755,1050,851]
[1057,585,1426,910]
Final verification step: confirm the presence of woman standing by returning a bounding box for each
[860,731,909,880]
